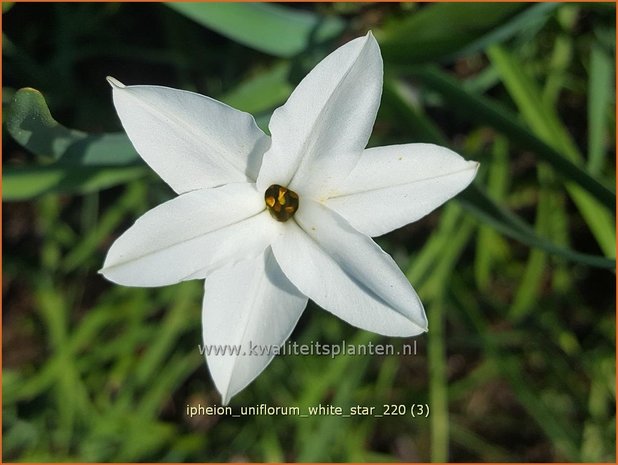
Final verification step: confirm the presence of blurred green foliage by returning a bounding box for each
[3,2,616,462]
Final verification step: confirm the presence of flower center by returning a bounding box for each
[265,184,299,222]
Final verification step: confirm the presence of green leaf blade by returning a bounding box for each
[379,3,527,64]
[166,3,345,58]
[3,165,148,201]
[6,87,138,166]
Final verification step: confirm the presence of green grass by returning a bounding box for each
[3,2,615,462]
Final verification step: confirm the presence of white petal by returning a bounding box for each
[256,32,383,197]
[272,200,427,337]
[202,248,307,404]
[325,144,479,237]
[100,183,280,287]
[108,77,270,193]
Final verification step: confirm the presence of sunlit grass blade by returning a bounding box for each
[542,33,573,108]
[487,45,615,258]
[406,66,615,211]
[419,209,476,300]
[509,165,554,321]
[587,43,614,176]
[460,3,558,61]
[166,3,345,58]
[384,77,613,269]
[61,183,147,272]
[405,203,461,287]
[580,356,615,461]
[132,283,198,389]
[411,205,476,461]
[486,45,574,156]
[511,37,573,321]
[474,136,510,290]
[428,295,449,462]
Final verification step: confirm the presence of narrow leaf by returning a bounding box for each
[487,45,615,257]
[587,43,614,176]
[379,3,526,64]
[407,66,615,211]
[3,165,148,201]
[383,79,613,269]
[459,185,615,270]
[220,62,293,114]
[166,3,345,58]
[6,87,138,166]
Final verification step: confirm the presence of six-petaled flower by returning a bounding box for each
[101,32,478,404]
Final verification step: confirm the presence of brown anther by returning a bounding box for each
[265,184,299,222]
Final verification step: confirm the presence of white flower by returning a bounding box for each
[100,32,478,404]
